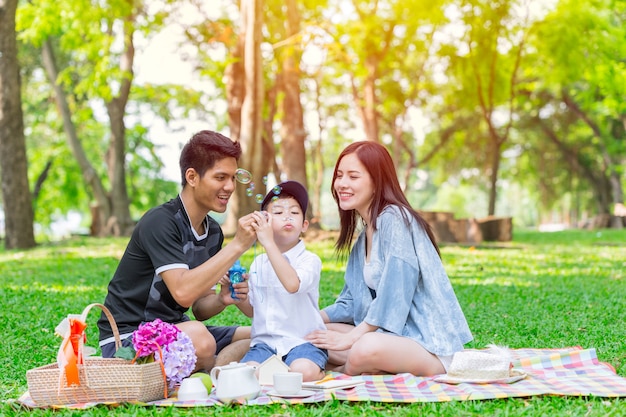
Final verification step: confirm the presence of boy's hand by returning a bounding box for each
[252,210,274,247]
[218,273,249,304]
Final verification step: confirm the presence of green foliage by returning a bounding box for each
[519,0,626,214]
[124,124,179,217]
[10,0,626,239]
[14,0,202,232]
[1,229,626,415]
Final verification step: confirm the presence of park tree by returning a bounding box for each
[319,0,447,145]
[440,0,536,217]
[237,0,267,217]
[174,3,251,231]
[8,0,624,237]
[17,0,190,236]
[179,0,317,229]
[305,0,461,207]
[18,0,139,236]
[0,0,36,249]
[513,0,626,223]
[264,0,331,224]
[272,0,308,191]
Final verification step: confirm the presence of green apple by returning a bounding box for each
[189,372,213,390]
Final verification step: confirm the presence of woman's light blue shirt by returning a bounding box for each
[323,205,473,357]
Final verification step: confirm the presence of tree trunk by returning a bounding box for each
[41,39,111,235]
[562,91,623,214]
[103,11,135,236]
[538,118,613,215]
[468,11,526,218]
[279,0,309,212]
[349,3,396,144]
[362,57,380,142]
[226,34,245,143]
[237,0,266,216]
[105,34,132,234]
[487,139,502,216]
[351,68,380,143]
[42,11,135,238]
[105,98,133,236]
[0,0,36,249]
[222,21,247,235]
[311,75,325,228]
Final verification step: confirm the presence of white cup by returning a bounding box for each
[177,377,209,401]
[273,372,303,395]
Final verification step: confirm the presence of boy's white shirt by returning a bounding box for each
[248,240,324,356]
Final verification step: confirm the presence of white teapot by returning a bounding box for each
[210,362,260,403]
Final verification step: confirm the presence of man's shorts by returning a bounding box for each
[241,342,328,370]
[100,325,237,358]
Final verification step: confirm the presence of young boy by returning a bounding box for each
[236,180,327,382]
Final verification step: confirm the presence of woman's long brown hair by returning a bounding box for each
[332,141,441,258]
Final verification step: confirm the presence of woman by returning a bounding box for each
[306,141,472,376]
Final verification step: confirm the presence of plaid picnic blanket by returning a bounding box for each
[17,346,626,409]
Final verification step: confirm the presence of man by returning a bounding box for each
[97,130,257,371]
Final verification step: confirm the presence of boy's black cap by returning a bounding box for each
[261,180,308,213]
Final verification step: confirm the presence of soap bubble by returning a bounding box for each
[255,194,264,204]
[235,168,252,184]
[246,188,254,197]
[262,176,268,185]
[272,185,282,195]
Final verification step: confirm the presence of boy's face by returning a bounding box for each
[267,196,308,241]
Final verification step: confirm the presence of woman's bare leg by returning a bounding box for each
[343,332,445,376]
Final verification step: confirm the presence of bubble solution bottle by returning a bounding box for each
[228,260,246,299]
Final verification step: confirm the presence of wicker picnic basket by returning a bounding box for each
[26,303,167,406]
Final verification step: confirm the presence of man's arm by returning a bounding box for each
[192,291,225,321]
[192,277,250,320]
[161,213,257,308]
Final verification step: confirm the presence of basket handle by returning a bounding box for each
[80,303,122,352]
[58,303,122,391]
[73,304,169,399]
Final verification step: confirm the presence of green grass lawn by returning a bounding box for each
[1,228,625,416]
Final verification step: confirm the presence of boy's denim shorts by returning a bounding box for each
[242,342,328,370]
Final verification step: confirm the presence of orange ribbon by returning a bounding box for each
[60,318,87,386]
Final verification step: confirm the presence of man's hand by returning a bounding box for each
[232,213,258,252]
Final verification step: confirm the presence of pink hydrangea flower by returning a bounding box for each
[130,319,197,387]
[132,318,180,357]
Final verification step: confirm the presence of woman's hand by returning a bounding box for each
[307,321,377,351]
[305,329,355,351]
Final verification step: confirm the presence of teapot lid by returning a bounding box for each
[222,361,248,370]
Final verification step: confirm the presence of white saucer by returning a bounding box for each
[267,389,316,398]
